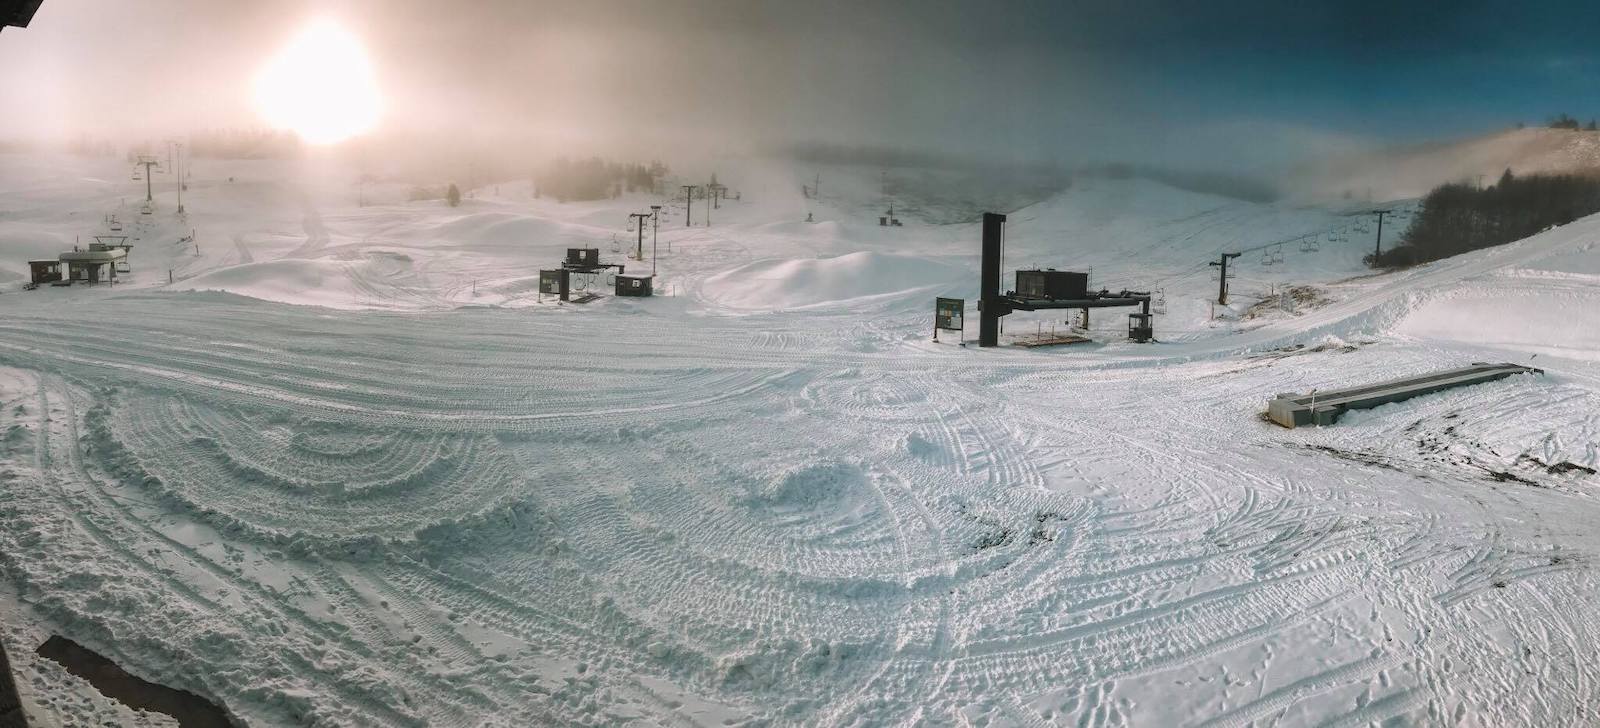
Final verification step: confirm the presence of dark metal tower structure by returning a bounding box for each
[136,156,161,205]
[974,212,1153,348]
[1371,209,1390,261]
[978,212,1007,347]
[629,213,651,261]
[650,204,661,275]
[681,185,699,227]
[1209,252,1241,305]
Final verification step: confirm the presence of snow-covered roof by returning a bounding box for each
[59,248,127,263]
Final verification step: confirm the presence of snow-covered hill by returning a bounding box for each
[1301,127,1600,203]
[1,151,1598,727]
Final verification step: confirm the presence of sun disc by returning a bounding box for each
[254,20,382,145]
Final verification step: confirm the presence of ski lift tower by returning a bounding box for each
[650,204,662,274]
[170,141,185,214]
[705,183,724,226]
[973,213,1154,347]
[135,155,161,210]
[628,212,652,261]
[681,185,700,227]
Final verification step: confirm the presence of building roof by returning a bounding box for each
[60,248,127,263]
[1,0,43,30]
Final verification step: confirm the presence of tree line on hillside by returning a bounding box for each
[1547,113,1598,131]
[534,157,669,202]
[1369,169,1600,268]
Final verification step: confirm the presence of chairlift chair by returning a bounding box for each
[1271,245,1285,264]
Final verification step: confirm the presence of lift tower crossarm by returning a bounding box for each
[1209,252,1241,305]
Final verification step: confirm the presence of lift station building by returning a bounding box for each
[60,246,128,284]
[975,212,1154,347]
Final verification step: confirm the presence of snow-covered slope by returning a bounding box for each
[701,251,968,310]
[1302,127,1600,203]
[1,152,1598,727]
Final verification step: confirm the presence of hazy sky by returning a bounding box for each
[4,0,1600,171]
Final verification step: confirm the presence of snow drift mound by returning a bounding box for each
[1388,216,1600,362]
[0,228,76,283]
[170,252,432,310]
[170,259,359,308]
[424,212,590,249]
[701,251,967,310]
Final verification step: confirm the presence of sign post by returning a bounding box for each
[934,297,965,343]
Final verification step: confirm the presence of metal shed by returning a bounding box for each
[1015,269,1089,300]
[540,268,571,301]
[615,274,653,297]
[564,248,601,269]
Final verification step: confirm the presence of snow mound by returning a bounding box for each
[1388,221,1600,362]
[169,252,431,310]
[171,258,346,302]
[0,228,72,281]
[701,251,966,310]
[424,212,586,249]
[1397,289,1600,361]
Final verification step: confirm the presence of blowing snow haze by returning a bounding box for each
[5,0,1600,176]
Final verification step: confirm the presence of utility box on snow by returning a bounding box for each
[615,274,653,297]
[540,268,571,301]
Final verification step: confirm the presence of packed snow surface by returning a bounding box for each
[1,154,1599,726]
[702,251,967,310]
